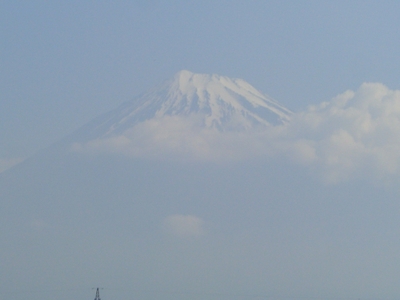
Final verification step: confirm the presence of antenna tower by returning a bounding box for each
[94,288,101,300]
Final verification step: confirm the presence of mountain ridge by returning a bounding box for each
[70,70,292,144]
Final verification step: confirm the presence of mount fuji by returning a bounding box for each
[2,72,396,300]
[70,70,292,145]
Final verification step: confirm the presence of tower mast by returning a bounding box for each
[94,288,101,300]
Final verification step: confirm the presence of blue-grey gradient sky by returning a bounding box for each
[2,0,400,161]
[3,2,400,300]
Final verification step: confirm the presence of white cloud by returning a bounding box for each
[163,214,206,237]
[72,115,281,162]
[72,82,400,183]
[282,83,400,183]
[0,157,24,173]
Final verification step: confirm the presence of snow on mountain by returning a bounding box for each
[74,70,292,142]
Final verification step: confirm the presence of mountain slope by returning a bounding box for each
[72,70,292,143]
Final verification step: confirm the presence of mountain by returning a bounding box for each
[1,72,398,300]
[70,70,292,144]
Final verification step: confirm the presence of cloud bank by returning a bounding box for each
[284,83,400,183]
[72,83,400,183]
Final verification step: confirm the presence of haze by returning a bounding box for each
[2,2,400,300]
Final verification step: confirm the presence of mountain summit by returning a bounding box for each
[76,70,292,141]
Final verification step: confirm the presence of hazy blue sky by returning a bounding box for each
[3,2,400,300]
[2,1,400,161]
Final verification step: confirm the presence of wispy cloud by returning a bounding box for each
[0,157,24,173]
[162,214,206,237]
[71,115,281,162]
[72,83,400,183]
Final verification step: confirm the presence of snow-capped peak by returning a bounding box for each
[153,70,292,129]
[77,71,292,140]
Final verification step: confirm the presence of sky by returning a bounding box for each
[2,1,400,163]
[3,2,400,300]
